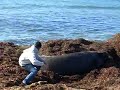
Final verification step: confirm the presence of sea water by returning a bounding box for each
[0,0,120,45]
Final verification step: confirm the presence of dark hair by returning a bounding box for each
[35,41,42,49]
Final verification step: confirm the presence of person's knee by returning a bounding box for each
[31,67,38,73]
[36,66,41,71]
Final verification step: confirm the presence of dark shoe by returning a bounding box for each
[15,80,21,86]
[19,83,27,87]
[19,83,30,87]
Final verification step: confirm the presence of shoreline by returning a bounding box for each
[0,37,105,46]
[0,33,114,48]
[0,33,120,90]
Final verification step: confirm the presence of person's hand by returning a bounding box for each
[44,61,47,65]
[42,60,47,65]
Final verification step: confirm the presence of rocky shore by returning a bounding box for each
[1,33,120,90]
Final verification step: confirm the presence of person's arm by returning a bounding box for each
[38,55,47,65]
[29,53,44,66]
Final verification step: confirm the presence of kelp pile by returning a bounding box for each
[1,34,120,90]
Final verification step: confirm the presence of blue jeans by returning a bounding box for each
[22,64,41,85]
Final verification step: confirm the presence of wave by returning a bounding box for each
[67,5,120,10]
[34,4,120,10]
[33,4,120,10]
[4,38,38,45]
[1,4,120,10]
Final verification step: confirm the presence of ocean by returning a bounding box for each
[0,0,120,45]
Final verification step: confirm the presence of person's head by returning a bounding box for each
[34,41,42,50]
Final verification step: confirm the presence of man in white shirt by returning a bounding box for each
[19,41,46,85]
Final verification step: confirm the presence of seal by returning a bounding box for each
[41,51,108,75]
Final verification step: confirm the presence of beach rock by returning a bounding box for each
[40,39,93,56]
[40,38,118,60]
[107,33,120,56]
[0,42,27,88]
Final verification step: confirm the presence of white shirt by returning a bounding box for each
[19,45,44,66]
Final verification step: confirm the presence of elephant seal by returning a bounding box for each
[41,51,108,75]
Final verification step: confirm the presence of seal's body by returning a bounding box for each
[41,51,108,75]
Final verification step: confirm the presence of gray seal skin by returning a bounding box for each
[41,51,108,75]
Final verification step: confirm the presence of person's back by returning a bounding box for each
[19,45,44,67]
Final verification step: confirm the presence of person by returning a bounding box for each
[19,41,46,85]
